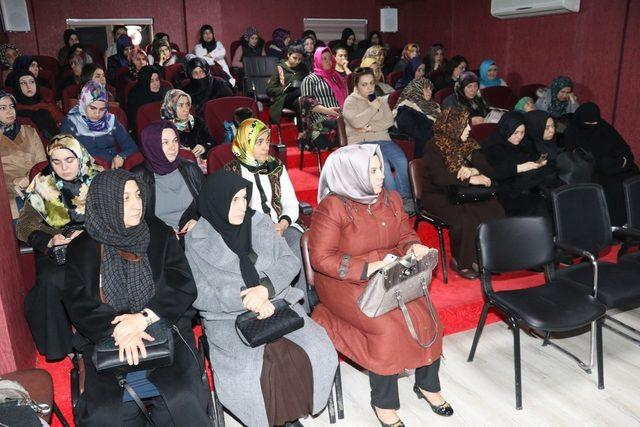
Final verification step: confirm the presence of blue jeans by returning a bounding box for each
[362,140,410,198]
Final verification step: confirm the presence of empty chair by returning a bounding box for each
[619,175,640,264]
[469,216,606,409]
[481,86,517,110]
[518,83,545,100]
[434,87,453,105]
[203,96,258,143]
[242,55,279,102]
[470,123,497,146]
[135,101,162,141]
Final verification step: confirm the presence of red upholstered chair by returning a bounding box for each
[348,58,361,70]
[86,44,105,69]
[434,87,454,104]
[203,96,258,143]
[519,83,545,101]
[387,70,403,87]
[164,63,184,86]
[38,69,56,95]
[29,161,49,181]
[387,90,402,110]
[135,101,163,142]
[34,55,59,75]
[229,40,241,62]
[110,104,129,132]
[40,86,56,105]
[207,144,235,174]
[427,69,444,82]
[61,84,80,113]
[481,86,517,110]
[470,123,497,146]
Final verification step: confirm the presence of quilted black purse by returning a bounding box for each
[447,184,498,204]
[235,299,304,348]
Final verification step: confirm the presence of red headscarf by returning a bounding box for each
[313,47,347,107]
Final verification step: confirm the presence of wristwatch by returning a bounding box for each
[140,309,153,328]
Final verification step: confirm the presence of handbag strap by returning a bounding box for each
[117,374,157,427]
[395,278,440,349]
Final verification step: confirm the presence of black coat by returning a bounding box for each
[62,217,210,426]
[177,116,216,156]
[130,159,205,230]
[394,106,435,158]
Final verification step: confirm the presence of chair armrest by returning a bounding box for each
[388,129,413,141]
[419,210,448,228]
[554,239,599,297]
[612,226,640,241]
[18,241,34,255]
[299,202,313,216]
[272,143,287,168]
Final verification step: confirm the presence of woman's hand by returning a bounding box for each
[118,332,155,366]
[179,219,198,235]
[469,174,492,187]
[240,285,269,313]
[407,244,431,260]
[369,98,381,110]
[274,219,289,236]
[256,300,276,320]
[471,116,484,125]
[112,313,148,347]
[48,234,70,248]
[325,107,341,117]
[517,161,544,173]
[568,93,578,104]
[457,166,478,181]
[192,144,206,157]
[111,155,124,169]
[366,259,394,276]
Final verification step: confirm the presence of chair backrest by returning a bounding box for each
[387,70,403,87]
[478,216,556,275]
[434,87,453,104]
[34,56,59,75]
[427,69,444,82]
[62,84,80,113]
[203,96,259,143]
[470,123,497,145]
[229,40,241,62]
[110,104,128,132]
[135,101,162,141]
[623,175,640,230]
[300,231,315,287]
[551,184,612,255]
[124,149,196,171]
[164,63,184,86]
[348,58,361,70]
[408,158,423,210]
[206,144,235,174]
[40,86,55,105]
[242,56,279,98]
[86,45,105,69]
[29,161,49,181]
[481,86,517,110]
[518,83,545,100]
[387,89,402,110]
[38,69,56,94]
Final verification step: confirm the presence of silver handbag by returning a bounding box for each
[357,250,440,348]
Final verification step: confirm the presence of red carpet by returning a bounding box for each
[36,144,618,425]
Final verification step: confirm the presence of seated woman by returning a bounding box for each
[61,81,137,168]
[266,28,290,59]
[333,44,352,78]
[106,34,134,85]
[339,28,357,60]
[231,27,265,69]
[394,57,426,90]
[12,71,63,139]
[161,89,215,159]
[426,44,446,73]
[301,35,316,71]
[535,75,579,119]
[393,77,441,158]
[514,96,535,113]
[10,56,51,89]
[359,57,394,96]
[127,48,150,81]
[0,43,20,84]
[62,168,211,425]
[0,91,46,218]
[67,43,93,67]
[148,38,178,67]
[524,110,561,168]
[564,102,639,225]
[132,120,204,236]
[300,47,347,150]
[58,54,85,95]
[126,65,167,134]
[478,59,507,89]
[194,24,235,86]
[422,106,504,279]
[362,45,387,78]
[442,71,490,125]
[79,63,117,102]
[267,42,308,125]
[223,118,310,310]
[104,26,127,65]
[393,43,420,73]
[343,67,413,214]
[309,144,452,426]
[57,29,79,66]
[358,31,387,57]
[183,57,233,117]
[433,55,466,92]
[185,170,338,427]
[17,135,103,360]
[482,112,559,218]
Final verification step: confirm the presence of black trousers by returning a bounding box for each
[369,359,441,410]
[121,395,172,427]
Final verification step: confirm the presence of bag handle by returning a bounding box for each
[395,278,439,349]
[117,374,157,427]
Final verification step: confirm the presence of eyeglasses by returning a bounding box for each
[354,67,373,74]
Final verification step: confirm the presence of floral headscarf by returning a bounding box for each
[243,27,258,42]
[0,43,19,68]
[395,77,441,119]
[363,45,385,82]
[160,89,195,131]
[25,134,103,228]
[432,106,479,173]
[549,75,573,117]
[232,118,282,175]
[75,81,114,133]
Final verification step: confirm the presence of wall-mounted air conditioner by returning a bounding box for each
[491,0,580,19]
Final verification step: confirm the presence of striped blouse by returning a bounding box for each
[301,73,339,126]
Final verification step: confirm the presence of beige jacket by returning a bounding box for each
[342,91,394,144]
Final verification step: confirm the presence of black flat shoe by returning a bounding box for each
[370,402,405,427]
[449,261,479,280]
[283,421,303,427]
[413,385,454,417]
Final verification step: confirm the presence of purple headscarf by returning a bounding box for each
[140,120,180,175]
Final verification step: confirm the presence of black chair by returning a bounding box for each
[468,216,606,410]
[618,175,640,262]
[552,183,640,353]
[242,56,279,103]
[407,158,449,283]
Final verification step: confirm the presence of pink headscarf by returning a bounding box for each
[313,47,347,107]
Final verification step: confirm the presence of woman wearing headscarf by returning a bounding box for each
[564,102,639,225]
[231,27,265,69]
[161,89,215,158]
[78,63,117,103]
[106,34,134,85]
[339,28,357,60]
[514,96,535,113]
[300,47,348,150]
[132,120,204,237]
[393,77,441,158]
[478,59,507,89]
[359,57,394,96]
[301,35,316,71]
[17,135,103,360]
[185,170,338,427]
[442,71,490,125]
[266,28,291,59]
[426,44,446,73]
[125,65,167,135]
[362,45,387,83]
[222,118,310,310]
[0,91,46,218]
[433,55,466,92]
[127,48,150,81]
[393,43,420,74]
[358,31,386,58]
[0,43,20,76]
[62,168,211,425]
[524,110,561,165]
[12,70,63,139]
[483,112,559,218]
[266,42,308,125]
[61,81,137,167]
[193,24,235,86]
[422,106,504,279]
[394,57,426,90]
[10,56,50,89]
[535,75,579,118]
[183,57,233,117]
[309,144,453,426]
[148,38,178,67]
[57,29,80,66]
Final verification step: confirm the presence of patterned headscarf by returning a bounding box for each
[75,81,114,133]
[549,75,573,117]
[432,106,479,173]
[243,27,258,41]
[401,43,419,61]
[0,91,20,140]
[232,118,282,175]
[0,43,19,68]
[271,28,290,50]
[395,77,441,119]
[363,45,385,82]
[161,89,195,131]
[25,134,103,228]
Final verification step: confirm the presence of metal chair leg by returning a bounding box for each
[327,384,336,424]
[335,364,344,420]
[316,147,323,172]
[531,322,595,373]
[277,124,283,145]
[513,320,523,410]
[299,143,304,170]
[603,314,640,346]
[53,402,70,427]
[214,388,225,427]
[436,226,448,284]
[468,302,490,362]
[596,319,604,390]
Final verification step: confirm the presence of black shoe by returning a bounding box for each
[284,421,303,427]
[370,402,405,427]
[413,385,454,417]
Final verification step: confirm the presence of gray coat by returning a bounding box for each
[185,212,338,427]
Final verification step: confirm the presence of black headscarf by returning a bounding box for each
[341,28,355,46]
[524,110,560,160]
[183,57,231,114]
[11,56,49,89]
[63,29,78,48]
[0,91,20,140]
[198,170,259,287]
[12,70,42,105]
[199,25,217,52]
[126,65,166,131]
[85,169,155,313]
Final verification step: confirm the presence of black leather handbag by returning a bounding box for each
[235,299,304,348]
[92,320,174,374]
[447,184,498,204]
[557,148,595,184]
